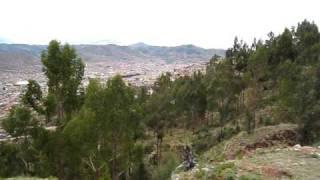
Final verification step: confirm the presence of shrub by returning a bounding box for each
[221,168,236,180]
[193,128,218,153]
[151,152,179,180]
[208,162,236,179]
[223,127,239,140]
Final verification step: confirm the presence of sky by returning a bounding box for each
[0,0,319,49]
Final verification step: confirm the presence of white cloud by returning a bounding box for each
[0,0,319,48]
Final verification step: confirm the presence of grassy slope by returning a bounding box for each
[236,147,320,179]
[201,124,299,162]
[172,124,320,179]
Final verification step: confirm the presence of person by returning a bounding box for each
[182,145,195,171]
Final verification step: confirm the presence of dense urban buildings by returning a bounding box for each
[0,60,207,118]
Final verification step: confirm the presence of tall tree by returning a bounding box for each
[64,76,140,180]
[206,61,240,141]
[145,73,175,164]
[41,40,84,124]
[243,46,269,133]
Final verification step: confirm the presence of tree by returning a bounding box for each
[145,73,175,164]
[64,76,140,180]
[295,20,320,51]
[206,61,240,141]
[0,143,25,177]
[242,45,270,133]
[276,28,297,62]
[41,40,84,124]
[2,106,37,138]
[226,37,251,73]
[1,106,43,175]
[277,61,320,143]
[42,94,57,124]
[174,72,207,127]
[64,107,109,179]
[295,20,320,64]
[21,80,43,113]
[103,76,138,179]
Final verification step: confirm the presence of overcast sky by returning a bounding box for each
[0,0,319,48]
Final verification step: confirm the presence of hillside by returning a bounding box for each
[172,124,320,180]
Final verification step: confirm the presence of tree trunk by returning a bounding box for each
[111,135,119,180]
[95,169,100,180]
[156,134,160,165]
[219,112,224,142]
[57,100,64,124]
[159,138,162,163]
[191,108,195,132]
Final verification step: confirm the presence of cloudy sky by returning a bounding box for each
[0,0,319,48]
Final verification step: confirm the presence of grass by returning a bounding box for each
[201,123,298,161]
[236,147,320,179]
[172,123,318,179]
[174,146,320,180]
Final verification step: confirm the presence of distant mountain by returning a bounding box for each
[0,44,45,71]
[130,42,150,48]
[129,43,224,63]
[0,43,225,71]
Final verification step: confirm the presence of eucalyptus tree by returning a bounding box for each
[41,40,84,124]
[206,61,241,141]
[64,76,141,180]
[145,73,175,164]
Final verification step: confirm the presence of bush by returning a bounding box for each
[131,163,150,180]
[194,169,206,179]
[151,152,179,180]
[209,162,236,179]
[192,128,218,153]
[261,116,274,126]
[221,168,236,180]
[223,127,239,140]
[0,143,25,177]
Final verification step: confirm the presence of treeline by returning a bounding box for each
[145,20,320,144]
[1,20,320,179]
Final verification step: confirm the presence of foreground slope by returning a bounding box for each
[172,124,320,180]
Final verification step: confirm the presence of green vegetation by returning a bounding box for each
[151,152,179,180]
[1,20,320,179]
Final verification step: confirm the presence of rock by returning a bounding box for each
[311,152,320,159]
[293,144,301,151]
[300,146,315,153]
[201,165,214,172]
[293,144,301,148]
[201,167,210,172]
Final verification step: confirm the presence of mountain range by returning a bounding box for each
[0,43,225,71]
